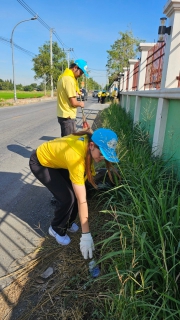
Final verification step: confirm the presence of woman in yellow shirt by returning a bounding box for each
[29,128,119,260]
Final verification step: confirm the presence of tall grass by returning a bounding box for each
[97,104,180,319]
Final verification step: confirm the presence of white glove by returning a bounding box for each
[80,233,95,259]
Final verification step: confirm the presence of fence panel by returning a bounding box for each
[132,61,139,90]
[144,42,165,90]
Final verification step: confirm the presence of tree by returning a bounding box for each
[106,30,142,83]
[16,84,24,91]
[86,78,100,91]
[0,79,13,90]
[24,85,34,91]
[77,76,100,91]
[36,83,44,91]
[32,41,67,86]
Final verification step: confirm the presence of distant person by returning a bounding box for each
[57,59,89,137]
[111,88,118,103]
[29,128,119,259]
[101,91,107,104]
[97,90,102,103]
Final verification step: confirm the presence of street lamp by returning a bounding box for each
[11,17,37,102]
[158,17,171,42]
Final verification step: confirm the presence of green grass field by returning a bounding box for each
[0,91,45,100]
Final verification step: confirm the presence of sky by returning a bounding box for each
[0,0,169,87]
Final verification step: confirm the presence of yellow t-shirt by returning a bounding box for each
[98,91,102,97]
[101,92,106,97]
[36,135,95,185]
[57,76,77,119]
[111,90,117,98]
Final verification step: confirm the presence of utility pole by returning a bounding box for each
[86,76,87,91]
[50,28,54,98]
[63,48,73,68]
[106,71,109,90]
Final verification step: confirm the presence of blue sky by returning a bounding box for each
[1,0,168,87]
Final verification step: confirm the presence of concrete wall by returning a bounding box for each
[114,1,180,178]
[129,96,136,119]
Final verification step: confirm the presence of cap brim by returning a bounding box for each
[100,146,119,163]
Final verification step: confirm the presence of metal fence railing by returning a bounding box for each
[144,42,166,90]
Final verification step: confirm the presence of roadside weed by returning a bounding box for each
[96,103,180,319]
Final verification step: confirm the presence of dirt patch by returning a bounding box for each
[0,196,110,320]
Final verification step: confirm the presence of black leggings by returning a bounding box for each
[29,150,78,236]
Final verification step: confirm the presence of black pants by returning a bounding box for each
[29,151,78,236]
[101,97,106,104]
[57,117,76,137]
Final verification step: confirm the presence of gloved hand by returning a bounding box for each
[80,233,95,259]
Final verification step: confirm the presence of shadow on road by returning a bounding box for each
[7,145,32,158]
[7,136,58,159]
[0,169,54,289]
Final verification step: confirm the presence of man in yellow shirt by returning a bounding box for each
[57,59,89,137]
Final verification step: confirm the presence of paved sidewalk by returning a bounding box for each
[0,210,42,290]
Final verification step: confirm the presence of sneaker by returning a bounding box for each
[48,226,71,245]
[67,223,79,233]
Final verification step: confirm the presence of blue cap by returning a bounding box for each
[75,59,89,78]
[114,88,117,91]
[91,128,119,163]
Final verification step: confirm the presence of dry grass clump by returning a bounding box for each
[0,198,109,320]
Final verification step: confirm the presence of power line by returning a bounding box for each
[89,68,107,72]
[17,0,50,31]
[91,75,107,78]
[2,2,101,82]
[53,31,68,49]
[17,0,69,49]
[0,36,36,57]
[16,0,91,65]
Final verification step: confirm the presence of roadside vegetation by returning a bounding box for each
[96,104,180,319]
[1,103,180,320]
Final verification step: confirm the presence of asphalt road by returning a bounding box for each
[0,96,107,289]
